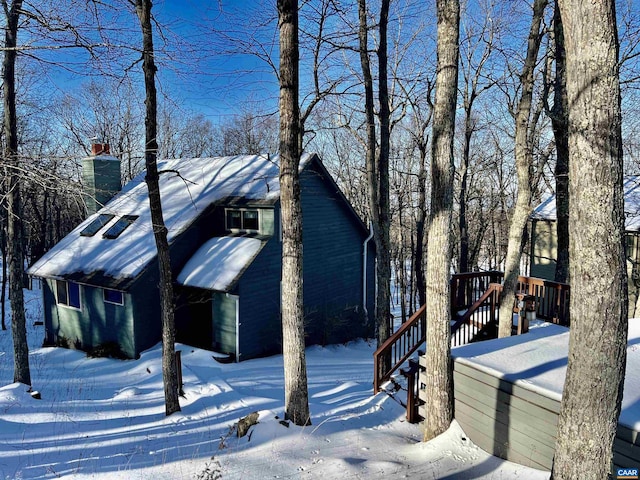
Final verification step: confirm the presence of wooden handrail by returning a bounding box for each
[373,304,426,393]
[374,272,571,411]
[450,283,502,333]
[392,272,571,426]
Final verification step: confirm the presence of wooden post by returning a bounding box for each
[175,350,184,396]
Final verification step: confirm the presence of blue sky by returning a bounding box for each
[152,0,281,122]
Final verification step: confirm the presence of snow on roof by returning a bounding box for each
[452,318,640,431]
[177,236,264,291]
[28,153,314,285]
[532,175,640,232]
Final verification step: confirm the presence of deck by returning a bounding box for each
[427,320,640,472]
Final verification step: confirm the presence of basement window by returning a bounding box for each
[56,280,81,309]
[103,215,138,239]
[103,288,124,306]
[226,209,260,232]
[80,214,115,237]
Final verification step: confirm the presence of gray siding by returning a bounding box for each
[82,157,121,214]
[530,220,557,281]
[531,220,640,318]
[420,356,640,473]
[130,267,162,357]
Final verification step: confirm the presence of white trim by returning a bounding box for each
[362,223,374,316]
[225,293,240,362]
[55,280,82,311]
[103,288,125,306]
[225,207,261,234]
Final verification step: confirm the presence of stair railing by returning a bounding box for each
[373,304,426,393]
[450,283,502,346]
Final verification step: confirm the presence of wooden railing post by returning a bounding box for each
[176,350,184,397]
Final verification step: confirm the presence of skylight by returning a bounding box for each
[103,215,138,239]
[80,214,115,237]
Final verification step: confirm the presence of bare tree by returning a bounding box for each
[457,3,498,275]
[549,0,569,283]
[133,0,180,416]
[551,0,627,477]
[277,0,310,427]
[423,0,459,442]
[2,0,30,386]
[358,0,392,363]
[497,0,548,338]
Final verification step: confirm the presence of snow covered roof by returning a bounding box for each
[28,153,315,288]
[452,318,640,431]
[532,175,640,232]
[176,236,265,292]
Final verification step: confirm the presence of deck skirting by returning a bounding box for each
[419,356,640,472]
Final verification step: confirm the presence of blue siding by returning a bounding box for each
[39,156,374,361]
[130,267,162,356]
[299,162,374,344]
[43,279,136,357]
[236,227,282,359]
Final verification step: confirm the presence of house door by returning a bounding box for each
[212,292,238,357]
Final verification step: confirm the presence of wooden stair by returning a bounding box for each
[374,271,571,424]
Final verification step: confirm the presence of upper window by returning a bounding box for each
[103,288,124,306]
[103,215,138,239]
[80,214,115,237]
[226,209,260,232]
[56,280,81,309]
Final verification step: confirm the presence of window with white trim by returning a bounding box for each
[226,209,260,232]
[103,288,124,306]
[56,280,81,309]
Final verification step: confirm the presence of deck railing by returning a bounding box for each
[450,272,571,327]
[514,276,570,326]
[450,283,502,346]
[450,270,503,316]
[373,304,426,393]
[374,271,571,422]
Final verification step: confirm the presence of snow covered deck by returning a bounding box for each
[421,320,640,471]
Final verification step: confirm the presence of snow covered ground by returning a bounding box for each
[0,284,551,479]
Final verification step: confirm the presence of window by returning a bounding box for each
[103,215,138,239]
[103,288,124,305]
[243,210,259,230]
[56,280,81,309]
[226,209,259,232]
[80,214,114,237]
[226,210,242,229]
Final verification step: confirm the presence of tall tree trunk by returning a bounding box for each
[358,0,392,362]
[497,0,548,338]
[3,0,30,386]
[377,0,392,336]
[135,0,180,416]
[277,0,310,426]
[551,0,569,284]
[551,0,627,477]
[415,143,428,307]
[423,0,459,442]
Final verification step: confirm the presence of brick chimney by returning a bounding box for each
[82,139,122,216]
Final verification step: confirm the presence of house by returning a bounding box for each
[27,146,375,360]
[530,175,640,315]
